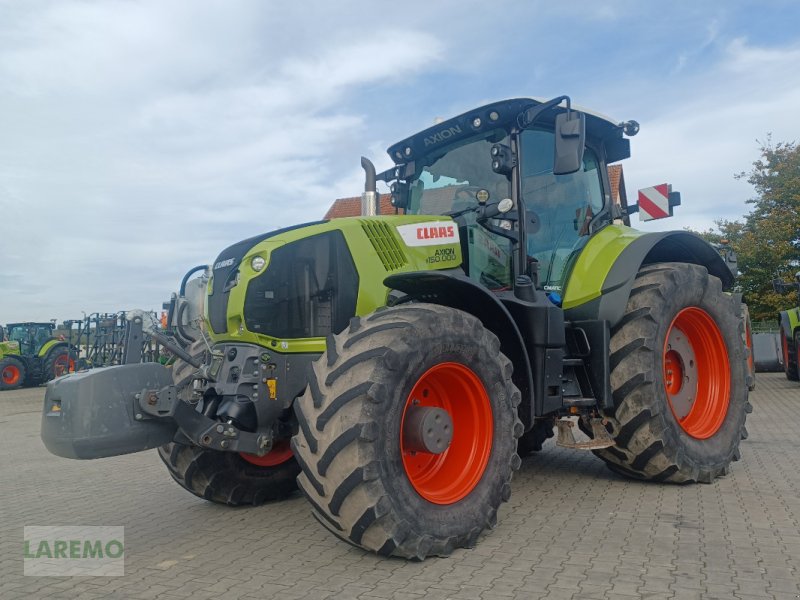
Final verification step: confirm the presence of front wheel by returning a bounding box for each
[158,442,299,505]
[595,263,751,483]
[292,303,522,559]
[0,357,26,391]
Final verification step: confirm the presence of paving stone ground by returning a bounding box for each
[1,374,799,599]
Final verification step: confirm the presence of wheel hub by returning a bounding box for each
[402,405,453,454]
[664,326,698,419]
[400,362,493,505]
[2,365,20,385]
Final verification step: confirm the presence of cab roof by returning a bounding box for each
[386,97,631,167]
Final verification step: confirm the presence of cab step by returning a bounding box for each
[556,417,615,450]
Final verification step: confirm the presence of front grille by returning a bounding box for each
[360,220,408,271]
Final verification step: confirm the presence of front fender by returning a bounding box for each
[384,270,534,427]
[564,225,735,327]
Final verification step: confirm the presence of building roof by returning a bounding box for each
[324,194,397,219]
[607,165,623,204]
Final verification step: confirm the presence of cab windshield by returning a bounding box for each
[405,131,514,290]
[406,130,512,215]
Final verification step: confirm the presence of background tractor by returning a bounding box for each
[0,322,74,391]
[42,96,751,559]
[774,273,800,381]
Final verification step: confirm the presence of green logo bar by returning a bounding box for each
[23,526,124,576]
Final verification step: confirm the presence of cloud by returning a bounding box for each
[0,1,445,321]
[1,1,799,323]
[617,37,800,233]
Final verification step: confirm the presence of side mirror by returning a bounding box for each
[553,111,585,175]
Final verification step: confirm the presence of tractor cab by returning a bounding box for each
[6,322,56,356]
[383,97,634,297]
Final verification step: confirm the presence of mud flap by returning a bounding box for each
[41,363,177,459]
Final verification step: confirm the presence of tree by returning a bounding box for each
[694,138,800,320]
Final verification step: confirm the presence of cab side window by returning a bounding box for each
[521,129,604,288]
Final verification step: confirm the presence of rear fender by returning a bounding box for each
[564,226,735,328]
[384,270,535,428]
[779,308,800,347]
[38,339,67,358]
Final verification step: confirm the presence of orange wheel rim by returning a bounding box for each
[400,362,493,505]
[663,308,730,439]
[240,439,293,467]
[53,355,72,377]
[2,365,21,385]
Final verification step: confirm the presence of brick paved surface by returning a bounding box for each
[1,374,799,599]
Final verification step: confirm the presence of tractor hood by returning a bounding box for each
[207,221,326,335]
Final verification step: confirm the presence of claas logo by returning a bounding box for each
[416,225,455,240]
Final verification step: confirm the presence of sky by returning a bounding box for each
[1,0,799,323]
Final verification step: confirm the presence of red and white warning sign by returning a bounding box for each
[637,184,672,221]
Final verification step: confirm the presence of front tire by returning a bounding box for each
[158,442,300,505]
[0,357,26,391]
[595,263,751,483]
[292,303,522,559]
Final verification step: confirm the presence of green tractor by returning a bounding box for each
[42,96,751,559]
[0,322,74,391]
[774,273,800,381]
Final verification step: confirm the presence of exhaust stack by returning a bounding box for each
[360,156,378,216]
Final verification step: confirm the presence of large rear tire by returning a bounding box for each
[292,303,522,559]
[0,357,26,391]
[781,327,799,381]
[44,347,74,381]
[594,263,751,483]
[795,331,800,382]
[742,304,755,391]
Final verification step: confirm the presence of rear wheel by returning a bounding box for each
[292,303,522,559]
[742,305,755,391]
[795,331,800,381]
[781,327,799,381]
[0,357,26,391]
[594,263,750,483]
[45,348,74,380]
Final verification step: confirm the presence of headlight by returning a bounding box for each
[250,256,266,272]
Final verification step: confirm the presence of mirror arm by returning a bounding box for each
[517,95,570,130]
